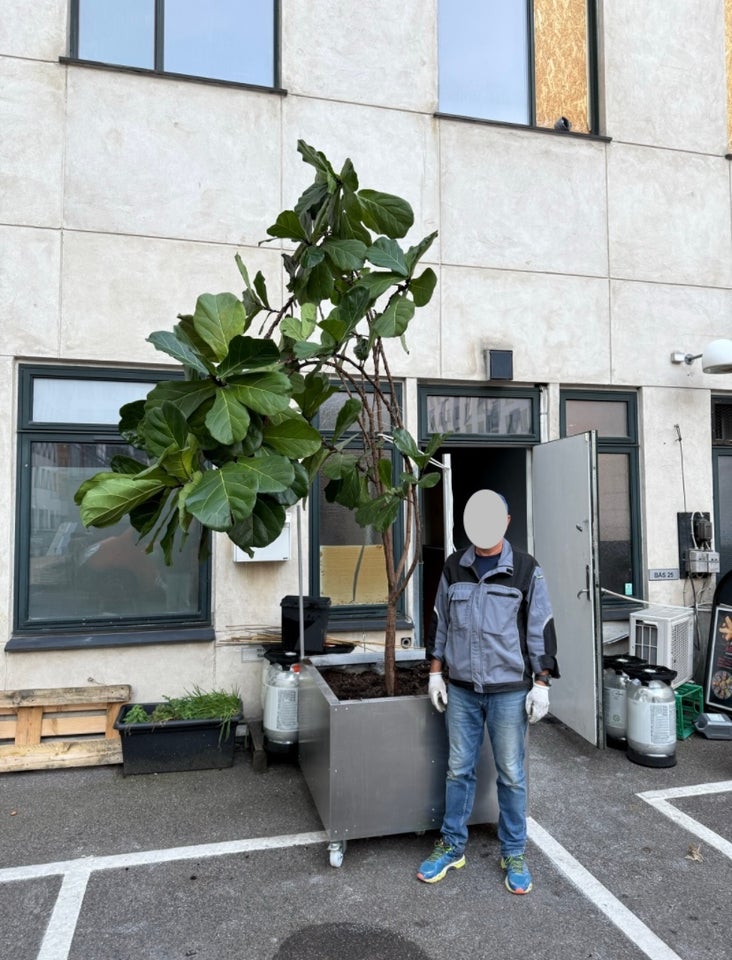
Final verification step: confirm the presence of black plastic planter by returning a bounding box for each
[114,702,241,776]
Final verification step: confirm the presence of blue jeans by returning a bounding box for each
[441,684,528,858]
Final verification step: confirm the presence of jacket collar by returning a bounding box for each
[461,539,514,573]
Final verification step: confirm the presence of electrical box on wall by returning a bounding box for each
[233,522,291,563]
[676,512,719,576]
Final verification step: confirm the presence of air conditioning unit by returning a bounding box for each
[629,606,695,687]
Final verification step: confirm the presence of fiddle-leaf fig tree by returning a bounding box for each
[76,140,444,695]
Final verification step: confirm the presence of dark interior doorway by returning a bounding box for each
[420,446,528,642]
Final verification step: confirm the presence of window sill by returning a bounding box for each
[59,57,287,96]
[434,111,611,143]
[7,625,215,652]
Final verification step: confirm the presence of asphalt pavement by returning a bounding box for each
[1,716,731,960]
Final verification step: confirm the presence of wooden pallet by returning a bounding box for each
[0,685,131,772]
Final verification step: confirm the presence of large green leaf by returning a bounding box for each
[262,411,323,458]
[192,292,246,362]
[301,246,326,269]
[323,238,367,271]
[229,498,286,552]
[355,493,400,532]
[175,314,220,364]
[118,400,146,448]
[371,293,415,338]
[228,371,292,416]
[354,271,403,300]
[266,209,309,242]
[145,379,216,419]
[159,445,197,482]
[234,453,294,493]
[216,335,280,378]
[280,310,316,342]
[183,464,259,530]
[304,260,334,302]
[297,140,337,181]
[332,398,362,441]
[142,401,189,457]
[205,390,251,445]
[366,237,408,276]
[409,267,437,307]
[146,330,210,375]
[358,189,414,239]
[405,230,438,272]
[339,157,359,193]
[110,455,147,476]
[321,451,360,480]
[79,475,172,528]
[292,371,338,421]
[332,285,370,335]
[295,180,329,219]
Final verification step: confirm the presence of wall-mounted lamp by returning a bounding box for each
[670,339,732,374]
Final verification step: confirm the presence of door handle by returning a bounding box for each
[577,564,590,599]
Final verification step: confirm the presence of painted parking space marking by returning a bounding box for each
[637,779,732,861]
[528,817,684,960]
[1,818,707,960]
[0,831,328,960]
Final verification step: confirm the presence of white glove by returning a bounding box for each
[525,682,550,724]
[428,673,448,713]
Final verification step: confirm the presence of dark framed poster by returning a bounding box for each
[704,604,732,715]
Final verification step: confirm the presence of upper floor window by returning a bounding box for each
[12,366,212,650]
[438,0,598,134]
[71,0,277,87]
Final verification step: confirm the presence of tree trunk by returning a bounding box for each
[383,600,398,696]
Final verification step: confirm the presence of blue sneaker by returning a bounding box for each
[501,854,533,894]
[417,839,466,883]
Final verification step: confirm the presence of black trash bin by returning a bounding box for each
[280,595,331,653]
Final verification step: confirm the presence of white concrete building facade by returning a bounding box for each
[2,2,732,728]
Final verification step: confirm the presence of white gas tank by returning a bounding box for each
[263,663,300,751]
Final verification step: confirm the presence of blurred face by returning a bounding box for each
[463,489,509,552]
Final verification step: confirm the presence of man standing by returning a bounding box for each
[417,489,558,894]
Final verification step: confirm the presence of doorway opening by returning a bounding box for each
[420,445,529,641]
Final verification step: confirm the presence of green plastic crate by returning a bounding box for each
[675,682,703,739]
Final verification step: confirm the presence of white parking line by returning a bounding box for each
[3,814,719,960]
[528,817,684,960]
[1,831,328,960]
[637,779,732,861]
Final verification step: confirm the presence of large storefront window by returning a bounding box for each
[12,367,211,650]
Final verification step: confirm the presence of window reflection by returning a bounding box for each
[77,0,154,69]
[426,395,532,436]
[75,0,274,86]
[27,440,201,623]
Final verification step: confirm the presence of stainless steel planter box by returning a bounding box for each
[298,652,498,850]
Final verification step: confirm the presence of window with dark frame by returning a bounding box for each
[70,0,277,88]
[560,390,640,616]
[437,0,599,134]
[310,388,406,628]
[12,366,211,649]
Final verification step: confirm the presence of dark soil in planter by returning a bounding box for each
[321,660,432,700]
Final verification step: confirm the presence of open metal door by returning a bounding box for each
[442,453,454,558]
[532,433,604,746]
